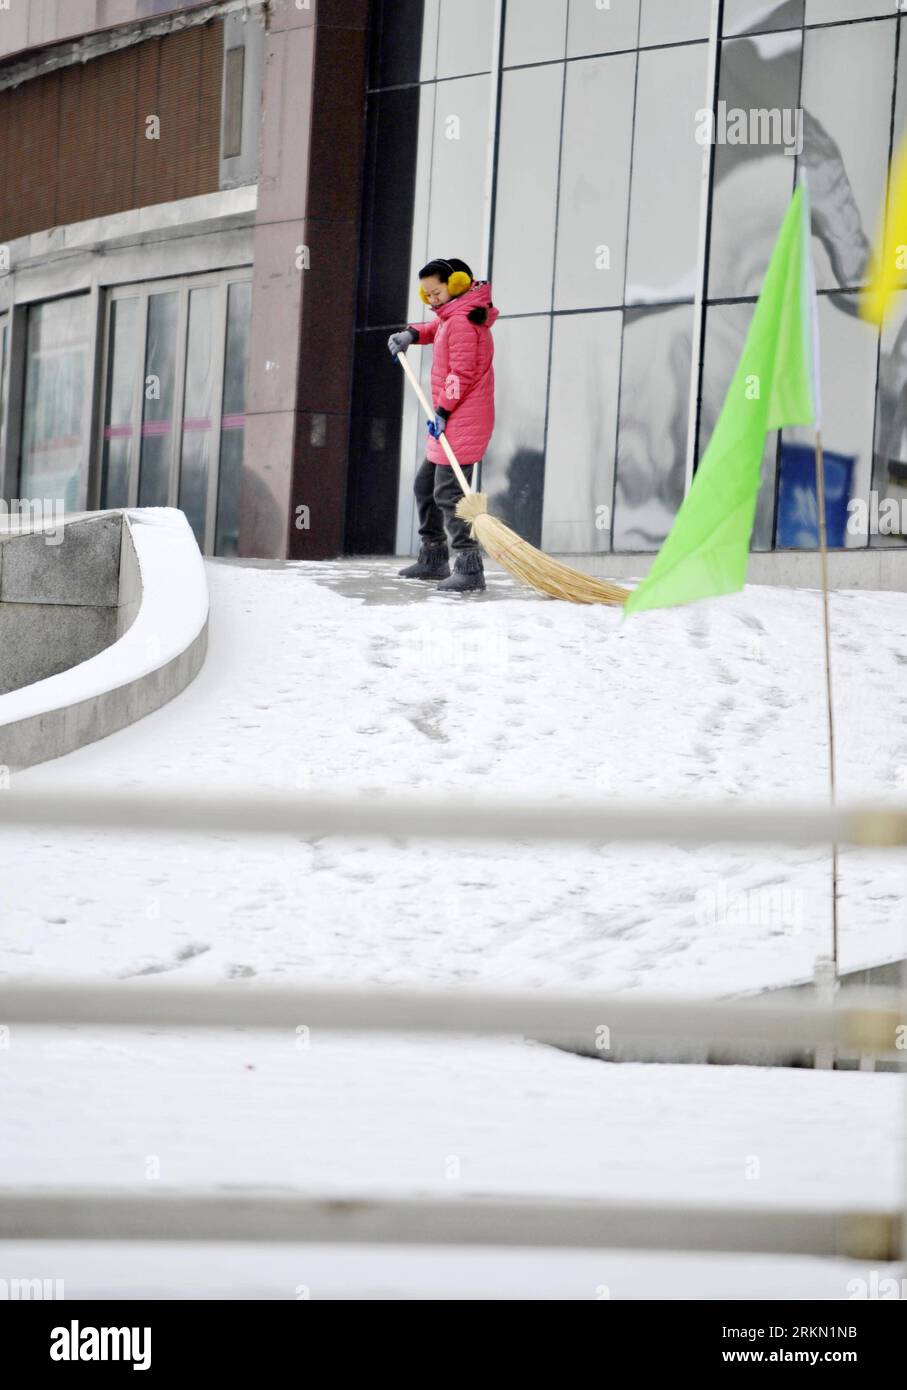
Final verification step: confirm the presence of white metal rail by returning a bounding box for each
[0,785,906,847]
[0,980,904,1057]
[0,1191,899,1262]
[0,787,904,1262]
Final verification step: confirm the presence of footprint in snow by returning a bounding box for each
[119,961,175,978]
[737,612,766,634]
[175,943,211,962]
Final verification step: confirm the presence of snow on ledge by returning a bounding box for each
[0,508,208,729]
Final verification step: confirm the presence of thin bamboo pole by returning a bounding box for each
[814,428,839,972]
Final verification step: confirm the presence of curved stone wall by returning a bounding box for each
[0,508,208,772]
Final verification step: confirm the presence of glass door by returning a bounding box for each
[19,296,91,511]
[178,284,222,548]
[138,289,182,510]
[99,296,142,510]
[0,314,8,476]
[98,271,252,555]
[215,280,252,557]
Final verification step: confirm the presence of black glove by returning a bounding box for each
[388,328,418,358]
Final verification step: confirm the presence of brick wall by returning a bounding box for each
[0,20,224,242]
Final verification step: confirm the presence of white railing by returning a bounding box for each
[0,1191,899,1262]
[0,784,906,847]
[0,979,904,1056]
[1,788,905,1263]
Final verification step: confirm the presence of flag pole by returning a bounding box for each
[813,428,839,971]
[801,169,839,978]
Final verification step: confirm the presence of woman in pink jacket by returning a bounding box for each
[388,257,499,593]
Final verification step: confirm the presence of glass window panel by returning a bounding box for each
[406,84,442,324]
[782,293,878,548]
[870,289,907,547]
[216,281,252,558]
[801,20,896,291]
[698,301,778,550]
[492,64,563,314]
[707,30,801,299]
[504,0,568,66]
[436,0,495,78]
[138,292,179,509]
[178,286,218,551]
[640,0,712,45]
[369,0,427,89]
[363,86,422,329]
[420,0,440,81]
[399,339,443,553]
[625,42,709,304]
[100,297,139,510]
[19,296,90,513]
[554,53,635,310]
[0,318,7,462]
[481,315,550,548]
[543,310,622,552]
[567,0,640,57]
[613,303,693,550]
[723,0,805,34]
[223,46,244,159]
[894,14,907,146]
[351,329,406,556]
[806,1,896,22]
[425,75,492,277]
[878,17,907,304]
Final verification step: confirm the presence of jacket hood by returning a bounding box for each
[435,279,499,329]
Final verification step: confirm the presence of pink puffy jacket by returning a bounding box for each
[408,280,499,466]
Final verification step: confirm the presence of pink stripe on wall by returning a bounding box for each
[121,416,245,438]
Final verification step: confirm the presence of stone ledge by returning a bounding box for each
[571,547,907,593]
[0,513,122,607]
[0,508,208,772]
[0,603,118,696]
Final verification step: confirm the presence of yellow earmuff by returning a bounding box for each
[418,270,473,304]
[446,270,473,297]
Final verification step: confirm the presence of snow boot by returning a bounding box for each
[436,548,486,593]
[398,541,451,580]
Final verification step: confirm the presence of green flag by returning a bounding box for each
[624,184,819,617]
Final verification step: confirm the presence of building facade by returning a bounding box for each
[0,0,368,562]
[1,0,907,571]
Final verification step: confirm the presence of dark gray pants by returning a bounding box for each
[414,457,479,553]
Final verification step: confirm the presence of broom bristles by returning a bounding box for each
[455,492,629,607]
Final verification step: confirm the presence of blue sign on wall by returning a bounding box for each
[775,442,855,549]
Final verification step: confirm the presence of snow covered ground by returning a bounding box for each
[2,558,904,994]
[1,1240,898,1301]
[2,1028,904,1299]
[1,557,905,1299]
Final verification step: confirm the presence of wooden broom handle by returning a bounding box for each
[397,349,474,496]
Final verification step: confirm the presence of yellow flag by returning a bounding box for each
[861,131,907,326]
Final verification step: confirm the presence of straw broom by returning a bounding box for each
[397,352,629,606]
